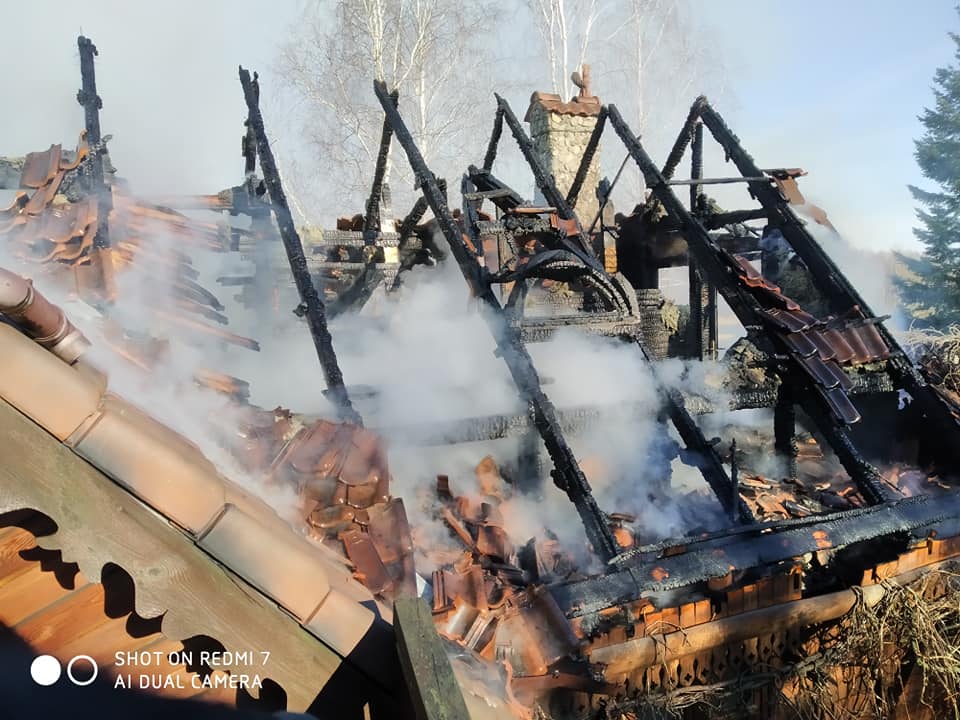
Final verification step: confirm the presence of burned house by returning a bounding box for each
[2,35,960,720]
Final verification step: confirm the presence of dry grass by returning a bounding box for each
[598,570,960,720]
[902,326,960,397]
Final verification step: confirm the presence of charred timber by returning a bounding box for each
[482,107,504,173]
[466,167,526,212]
[606,104,894,505]
[397,178,446,242]
[774,384,799,479]
[658,380,754,523]
[326,263,384,319]
[703,208,769,230]
[242,83,258,195]
[239,67,361,425]
[77,36,112,250]
[660,97,707,181]
[559,493,960,617]
[363,89,399,245]
[374,80,619,562]
[687,119,709,359]
[566,107,608,209]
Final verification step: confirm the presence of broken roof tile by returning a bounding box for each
[20,144,62,188]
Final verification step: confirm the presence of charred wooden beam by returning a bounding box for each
[76,36,112,251]
[326,263,385,320]
[690,121,704,213]
[466,167,526,212]
[77,36,104,190]
[566,107,608,209]
[668,175,769,186]
[729,439,740,522]
[397,178,446,242]
[703,208,769,230]
[363,89,399,245]
[587,153,629,236]
[562,493,960,617]
[606,103,895,505]
[239,67,361,425]
[658,380,755,523]
[660,97,707,181]
[461,176,485,264]
[482,106,505,173]
[375,80,619,562]
[804,399,892,505]
[774,383,799,480]
[242,99,257,185]
[688,120,708,360]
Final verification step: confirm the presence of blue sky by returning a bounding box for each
[1,1,956,252]
[696,0,959,251]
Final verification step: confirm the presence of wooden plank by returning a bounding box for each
[394,597,469,720]
[15,581,106,652]
[0,526,41,579]
[0,398,342,712]
[0,563,86,626]
[54,611,159,667]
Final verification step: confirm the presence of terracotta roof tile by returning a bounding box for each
[0,322,102,440]
[70,393,227,534]
[523,91,602,121]
[20,144,62,188]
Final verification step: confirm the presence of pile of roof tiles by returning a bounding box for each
[423,458,593,698]
[228,405,418,600]
[0,134,254,354]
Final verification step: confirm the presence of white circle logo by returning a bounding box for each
[30,655,62,686]
[66,655,98,686]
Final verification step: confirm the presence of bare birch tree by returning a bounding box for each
[276,0,501,222]
[525,0,727,204]
[528,0,611,98]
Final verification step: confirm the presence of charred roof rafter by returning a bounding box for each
[363,89,399,247]
[603,102,895,506]
[239,66,362,426]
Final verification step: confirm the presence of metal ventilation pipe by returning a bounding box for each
[0,267,90,363]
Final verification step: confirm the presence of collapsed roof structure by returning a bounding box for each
[2,35,960,720]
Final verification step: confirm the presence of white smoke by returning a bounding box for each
[795,205,904,328]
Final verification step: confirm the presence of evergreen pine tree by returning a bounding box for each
[899,20,960,328]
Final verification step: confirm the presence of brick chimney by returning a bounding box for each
[524,64,602,223]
